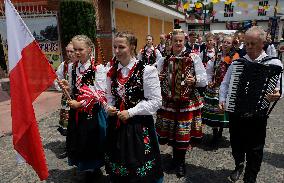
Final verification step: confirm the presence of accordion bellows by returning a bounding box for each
[226,58,282,116]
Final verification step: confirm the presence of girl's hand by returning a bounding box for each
[68,100,82,109]
[219,102,225,112]
[208,81,214,88]
[117,110,130,122]
[58,79,70,92]
[107,106,118,116]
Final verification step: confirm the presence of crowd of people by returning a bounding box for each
[55,26,283,183]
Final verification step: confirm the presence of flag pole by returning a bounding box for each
[56,78,72,101]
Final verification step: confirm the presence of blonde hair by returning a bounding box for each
[115,32,137,56]
[172,29,185,36]
[71,35,94,49]
[245,26,267,42]
[205,32,215,41]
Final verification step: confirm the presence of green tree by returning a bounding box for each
[59,0,96,48]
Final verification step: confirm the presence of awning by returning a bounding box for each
[113,0,185,22]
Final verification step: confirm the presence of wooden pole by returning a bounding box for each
[56,78,72,101]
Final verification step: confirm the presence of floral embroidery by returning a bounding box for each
[143,127,151,154]
[110,163,129,176]
[107,157,157,177]
[136,159,156,176]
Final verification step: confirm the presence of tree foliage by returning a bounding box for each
[59,0,96,48]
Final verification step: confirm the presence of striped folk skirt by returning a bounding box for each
[155,109,203,150]
[202,87,229,128]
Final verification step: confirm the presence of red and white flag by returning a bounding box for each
[5,0,56,180]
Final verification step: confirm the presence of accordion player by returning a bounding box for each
[221,57,283,117]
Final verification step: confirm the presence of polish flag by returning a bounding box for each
[5,0,57,180]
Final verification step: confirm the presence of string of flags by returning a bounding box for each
[178,0,283,16]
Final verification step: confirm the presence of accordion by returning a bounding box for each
[160,56,195,101]
[226,58,282,116]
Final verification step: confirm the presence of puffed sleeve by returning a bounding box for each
[127,65,162,117]
[155,49,163,65]
[219,64,232,104]
[206,60,214,83]
[191,54,207,87]
[156,57,165,74]
[106,70,115,107]
[93,64,107,92]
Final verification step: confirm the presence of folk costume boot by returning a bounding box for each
[211,128,218,144]
[228,163,244,182]
[217,127,223,138]
[174,149,186,178]
[171,148,178,170]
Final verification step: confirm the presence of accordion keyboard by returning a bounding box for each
[226,62,244,112]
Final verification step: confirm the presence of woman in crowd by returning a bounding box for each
[199,33,216,68]
[59,35,107,182]
[55,42,77,137]
[156,29,207,177]
[105,32,163,183]
[202,35,239,145]
[137,34,162,65]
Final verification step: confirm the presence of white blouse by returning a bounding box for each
[106,57,162,118]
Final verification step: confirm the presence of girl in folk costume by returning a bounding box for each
[202,35,239,144]
[197,33,216,98]
[137,35,162,65]
[199,33,216,68]
[59,35,107,181]
[106,32,163,183]
[156,29,207,177]
[55,42,77,137]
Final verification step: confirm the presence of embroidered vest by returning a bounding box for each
[71,58,97,98]
[110,61,145,110]
[161,51,203,111]
[141,46,157,65]
[213,50,238,87]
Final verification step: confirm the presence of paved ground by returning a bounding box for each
[0,90,61,136]
[0,99,283,183]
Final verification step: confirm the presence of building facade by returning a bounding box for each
[0,0,184,71]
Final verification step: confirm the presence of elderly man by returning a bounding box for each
[219,26,283,183]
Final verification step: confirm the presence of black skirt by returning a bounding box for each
[66,104,106,171]
[106,115,163,183]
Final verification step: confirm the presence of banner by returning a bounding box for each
[0,15,62,69]
[268,17,280,42]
